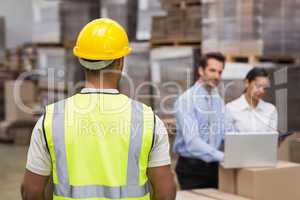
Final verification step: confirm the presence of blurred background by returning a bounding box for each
[0,0,299,199]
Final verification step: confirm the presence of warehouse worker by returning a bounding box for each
[226,67,278,132]
[21,18,176,200]
[173,52,234,190]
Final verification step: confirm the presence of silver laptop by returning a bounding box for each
[222,132,278,169]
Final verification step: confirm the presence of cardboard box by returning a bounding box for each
[193,189,251,200]
[184,5,202,41]
[5,81,36,122]
[151,16,167,40]
[176,191,215,200]
[219,165,237,194]
[150,46,199,118]
[290,137,300,163]
[13,126,34,145]
[278,133,299,161]
[5,80,35,102]
[219,161,300,200]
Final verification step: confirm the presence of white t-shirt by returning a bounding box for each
[26,89,171,176]
[226,94,278,133]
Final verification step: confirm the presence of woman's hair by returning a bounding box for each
[243,67,269,94]
[245,67,269,82]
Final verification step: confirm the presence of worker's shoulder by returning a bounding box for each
[130,98,153,111]
[44,95,73,110]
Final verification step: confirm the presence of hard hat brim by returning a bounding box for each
[73,46,132,60]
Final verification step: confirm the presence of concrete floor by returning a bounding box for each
[0,143,28,200]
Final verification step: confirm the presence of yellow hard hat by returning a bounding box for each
[73,18,132,61]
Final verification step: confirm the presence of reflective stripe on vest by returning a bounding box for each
[48,98,151,199]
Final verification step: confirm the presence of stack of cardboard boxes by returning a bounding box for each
[100,0,138,41]
[176,189,250,200]
[33,0,100,46]
[150,46,199,120]
[176,161,300,199]
[2,44,37,73]
[36,46,85,106]
[64,48,85,93]
[4,81,36,122]
[0,80,39,144]
[219,161,300,200]
[151,0,201,43]
[36,47,66,88]
[4,47,24,72]
[32,0,61,44]
[137,0,166,41]
[32,0,99,105]
[265,66,300,162]
[0,72,14,120]
[201,0,300,57]
[60,0,99,96]
[119,42,152,106]
[267,66,300,131]
[60,0,100,47]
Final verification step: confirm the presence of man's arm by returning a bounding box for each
[21,115,52,200]
[21,170,49,200]
[146,116,176,200]
[147,165,176,200]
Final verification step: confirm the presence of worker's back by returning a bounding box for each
[22,18,176,200]
[43,92,154,200]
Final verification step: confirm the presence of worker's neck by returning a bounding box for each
[85,80,118,89]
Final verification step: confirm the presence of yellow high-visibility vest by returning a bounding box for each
[43,93,154,200]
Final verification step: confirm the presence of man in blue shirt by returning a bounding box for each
[173,52,234,190]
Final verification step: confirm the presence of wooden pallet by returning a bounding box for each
[0,120,37,145]
[0,63,7,70]
[63,40,76,49]
[163,0,201,8]
[38,83,68,93]
[23,42,64,48]
[150,38,201,48]
[176,0,201,8]
[225,54,300,65]
[23,41,75,49]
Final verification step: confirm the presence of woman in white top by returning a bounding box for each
[226,67,278,133]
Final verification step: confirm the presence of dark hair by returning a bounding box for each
[245,67,269,82]
[199,52,225,69]
[82,59,117,72]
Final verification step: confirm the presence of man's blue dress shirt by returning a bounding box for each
[173,82,235,162]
